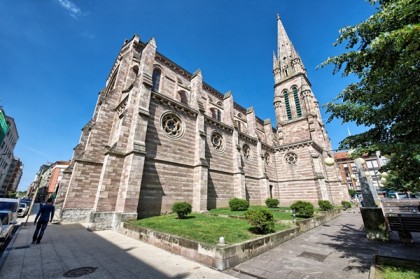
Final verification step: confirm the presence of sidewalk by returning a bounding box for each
[226,209,420,279]
[0,206,235,279]
[1,207,419,279]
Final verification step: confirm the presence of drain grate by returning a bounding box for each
[63,267,97,278]
[298,251,328,262]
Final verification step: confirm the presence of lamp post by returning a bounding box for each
[23,162,51,227]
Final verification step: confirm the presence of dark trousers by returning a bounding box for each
[33,220,48,243]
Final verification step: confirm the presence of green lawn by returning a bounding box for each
[130,213,290,245]
[209,206,301,220]
[377,264,420,279]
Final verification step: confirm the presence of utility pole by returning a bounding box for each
[23,163,50,227]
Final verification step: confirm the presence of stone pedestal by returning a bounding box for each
[360,207,389,241]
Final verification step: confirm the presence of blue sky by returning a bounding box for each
[0,0,376,191]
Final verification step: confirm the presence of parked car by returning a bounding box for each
[0,210,12,225]
[21,198,32,206]
[0,198,20,224]
[18,202,29,217]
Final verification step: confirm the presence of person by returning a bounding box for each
[32,197,55,244]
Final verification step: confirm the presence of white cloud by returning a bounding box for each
[81,30,95,39]
[57,0,82,19]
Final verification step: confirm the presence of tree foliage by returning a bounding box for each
[321,0,420,192]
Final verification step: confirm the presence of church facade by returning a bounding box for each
[57,16,347,230]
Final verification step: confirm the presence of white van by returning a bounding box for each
[0,198,20,224]
[387,192,409,199]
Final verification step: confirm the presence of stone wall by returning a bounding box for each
[120,210,341,270]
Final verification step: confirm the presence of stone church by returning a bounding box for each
[56,15,347,230]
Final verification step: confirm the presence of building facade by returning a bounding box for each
[46,161,71,200]
[28,164,52,202]
[334,151,387,194]
[57,16,347,230]
[2,157,23,194]
[0,115,19,196]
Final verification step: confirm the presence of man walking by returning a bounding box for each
[32,197,55,244]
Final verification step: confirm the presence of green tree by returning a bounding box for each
[321,0,420,192]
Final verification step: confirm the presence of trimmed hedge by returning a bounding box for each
[318,200,334,211]
[341,201,352,209]
[171,202,192,219]
[245,208,275,234]
[290,200,314,218]
[265,198,279,208]
[229,198,249,211]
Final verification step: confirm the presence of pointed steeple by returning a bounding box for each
[275,14,306,79]
[276,14,293,65]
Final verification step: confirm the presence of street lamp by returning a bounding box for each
[324,157,335,166]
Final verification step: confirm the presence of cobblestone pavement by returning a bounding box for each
[225,209,420,279]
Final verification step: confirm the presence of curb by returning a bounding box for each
[0,224,21,271]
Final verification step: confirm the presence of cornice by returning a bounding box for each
[204,116,234,133]
[276,140,313,152]
[151,92,199,117]
[238,132,258,145]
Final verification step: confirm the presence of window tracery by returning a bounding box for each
[161,113,184,139]
[285,152,298,165]
[211,132,224,152]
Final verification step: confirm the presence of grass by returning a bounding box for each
[129,212,290,245]
[376,264,420,279]
[209,206,303,220]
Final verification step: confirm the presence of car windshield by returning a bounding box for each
[0,202,18,211]
[20,203,27,208]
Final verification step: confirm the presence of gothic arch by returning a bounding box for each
[152,67,162,92]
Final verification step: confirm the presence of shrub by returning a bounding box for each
[265,198,279,208]
[341,201,352,210]
[171,202,192,219]
[245,208,275,234]
[318,200,334,211]
[229,198,249,211]
[348,189,357,198]
[290,200,314,218]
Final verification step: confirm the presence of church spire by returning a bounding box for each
[276,14,292,66]
[274,14,306,79]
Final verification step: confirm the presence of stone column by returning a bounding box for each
[233,130,246,199]
[192,113,208,212]
[257,141,269,205]
[191,70,208,212]
[356,158,388,241]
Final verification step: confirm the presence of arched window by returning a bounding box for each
[152,68,161,92]
[283,91,292,120]
[292,86,302,117]
[210,108,221,121]
[177,90,188,105]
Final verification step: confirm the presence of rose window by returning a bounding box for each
[211,132,224,151]
[161,113,183,138]
[285,152,298,165]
